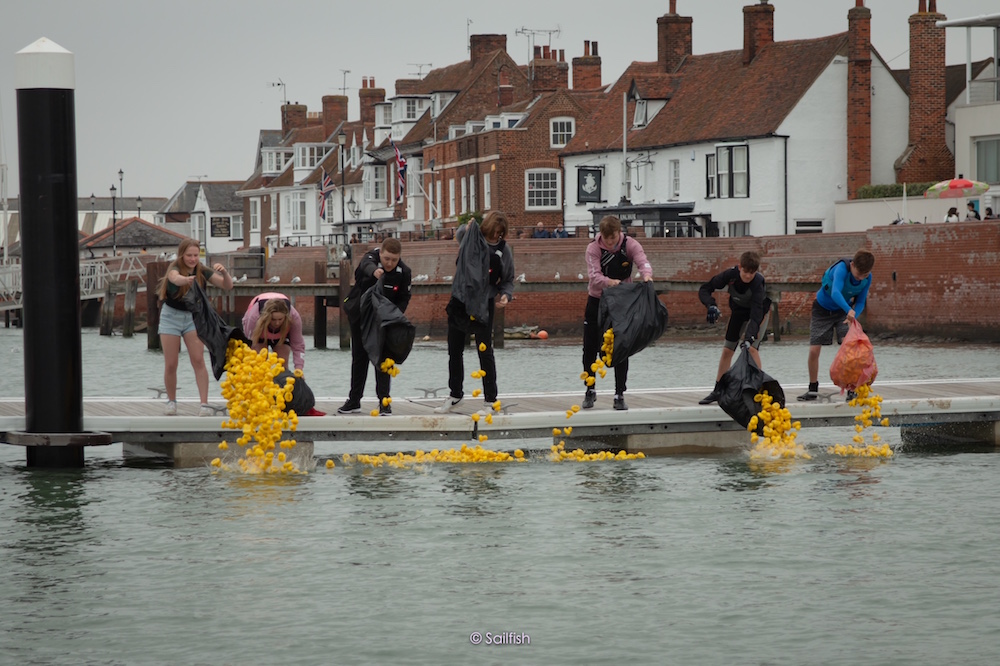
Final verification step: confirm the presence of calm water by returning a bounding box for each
[2,328,1000,664]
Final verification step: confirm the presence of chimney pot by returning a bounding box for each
[669,0,677,14]
[928,0,936,11]
[543,45,550,60]
[559,49,564,62]
[584,40,590,57]
[534,45,542,58]
[918,0,926,11]
[592,41,598,56]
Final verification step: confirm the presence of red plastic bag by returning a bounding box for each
[829,319,878,390]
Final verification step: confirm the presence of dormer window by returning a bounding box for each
[262,149,292,174]
[550,117,575,148]
[633,100,648,128]
[295,144,331,169]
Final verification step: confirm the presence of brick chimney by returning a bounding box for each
[743,1,774,66]
[498,68,514,107]
[470,34,507,66]
[846,0,872,199]
[359,76,386,127]
[573,40,602,90]
[657,0,693,74]
[321,95,348,139]
[281,103,307,136]
[897,0,954,183]
[531,44,569,93]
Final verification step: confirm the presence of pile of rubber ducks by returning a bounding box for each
[379,357,400,377]
[342,444,527,467]
[601,327,614,367]
[210,339,305,474]
[748,390,811,460]
[549,440,645,462]
[828,383,893,458]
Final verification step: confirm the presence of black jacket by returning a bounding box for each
[343,248,412,318]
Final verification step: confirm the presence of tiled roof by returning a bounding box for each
[81,217,189,249]
[160,181,244,214]
[891,57,994,106]
[564,33,849,155]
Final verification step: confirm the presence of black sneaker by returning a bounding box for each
[582,387,597,410]
[699,383,721,405]
[846,390,857,402]
[797,390,818,401]
[337,400,361,414]
[613,395,628,411]
[379,402,392,416]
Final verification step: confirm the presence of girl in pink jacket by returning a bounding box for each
[241,292,306,372]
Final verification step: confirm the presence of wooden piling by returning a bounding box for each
[146,261,167,350]
[99,283,116,336]
[339,259,352,349]
[122,279,138,337]
[314,261,327,349]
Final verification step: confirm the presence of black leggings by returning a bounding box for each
[582,295,628,395]
[446,298,498,402]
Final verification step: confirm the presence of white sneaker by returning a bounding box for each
[199,404,215,417]
[433,395,463,413]
[165,400,177,416]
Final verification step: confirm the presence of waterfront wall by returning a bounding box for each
[109,221,1000,342]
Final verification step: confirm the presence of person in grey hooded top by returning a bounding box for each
[435,211,515,413]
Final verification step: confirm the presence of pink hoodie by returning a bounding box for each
[585,235,652,298]
[241,292,306,371]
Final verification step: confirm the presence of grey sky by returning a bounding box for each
[1,0,996,202]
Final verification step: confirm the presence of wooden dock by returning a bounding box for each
[2,379,998,466]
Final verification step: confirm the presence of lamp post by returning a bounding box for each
[337,130,347,240]
[118,168,123,197]
[90,193,95,217]
[136,195,142,220]
[110,184,117,256]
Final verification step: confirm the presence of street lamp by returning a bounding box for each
[110,184,117,256]
[90,193,95,218]
[118,168,124,197]
[337,130,346,240]
[136,195,142,220]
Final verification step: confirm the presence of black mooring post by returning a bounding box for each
[17,38,84,467]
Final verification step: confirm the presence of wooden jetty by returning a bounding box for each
[2,379,998,467]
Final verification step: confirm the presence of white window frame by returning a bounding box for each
[288,192,307,232]
[728,220,751,237]
[262,150,291,174]
[271,197,277,232]
[669,159,680,200]
[715,144,749,199]
[191,213,206,243]
[706,154,717,198]
[483,173,491,210]
[525,169,561,210]
[461,177,468,214]
[249,199,260,232]
[405,99,418,120]
[633,100,648,128]
[365,165,386,202]
[295,144,329,170]
[469,176,476,212]
[550,117,575,148]
[231,214,244,240]
[976,137,1000,184]
[436,180,442,219]
[449,178,456,216]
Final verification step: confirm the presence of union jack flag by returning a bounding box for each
[319,167,336,220]
[391,139,407,204]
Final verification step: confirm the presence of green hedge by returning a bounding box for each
[856,182,936,199]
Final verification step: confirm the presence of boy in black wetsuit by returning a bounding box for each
[338,237,412,415]
[697,251,769,405]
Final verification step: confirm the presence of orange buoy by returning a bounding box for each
[537,330,549,339]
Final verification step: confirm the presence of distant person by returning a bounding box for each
[338,238,412,415]
[436,211,515,413]
[944,207,960,223]
[552,223,569,238]
[797,249,875,402]
[581,215,653,411]
[532,221,550,239]
[242,292,306,373]
[697,251,770,405]
[966,202,981,221]
[984,207,996,220]
[156,238,234,416]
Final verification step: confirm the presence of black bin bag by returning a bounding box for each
[182,280,250,380]
[597,281,669,367]
[717,347,785,432]
[449,221,490,325]
[359,277,416,367]
[273,369,315,415]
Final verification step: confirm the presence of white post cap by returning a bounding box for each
[16,37,75,90]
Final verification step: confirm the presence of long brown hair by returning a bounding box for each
[156,238,206,300]
[251,298,291,344]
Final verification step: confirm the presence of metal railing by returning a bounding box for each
[0,256,149,311]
